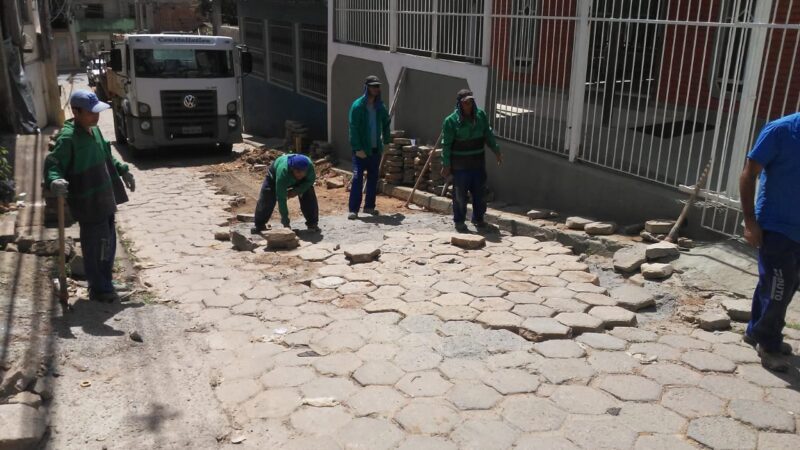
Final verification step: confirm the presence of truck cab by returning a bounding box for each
[108,34,249,153]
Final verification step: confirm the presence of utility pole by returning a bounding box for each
[0,20,16,132]
[212,0,222,35]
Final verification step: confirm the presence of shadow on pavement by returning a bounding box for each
[55,299,144,339]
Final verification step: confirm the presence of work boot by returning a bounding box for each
[744,334,794,355]
[347,212,358,220]
[455,222,468,233]
[474,220,489,229]
[89,290,118,303]
[307,224,321,233]
[251,226,266,235]
[364,208,380,216]
[757,344,789,372]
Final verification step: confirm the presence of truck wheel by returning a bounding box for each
[218,143,233,154]
[114,122,126,145]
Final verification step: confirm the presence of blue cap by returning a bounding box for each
[287,154,311,171]
[69,90,110,113]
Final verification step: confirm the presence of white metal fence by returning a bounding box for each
[334,0,487,63]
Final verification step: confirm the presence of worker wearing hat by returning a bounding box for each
[44,90,135,303]
[252,153,319,233]
[347,75,391,219]
[440,89,502,233]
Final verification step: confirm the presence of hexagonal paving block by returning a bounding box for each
[514,434,580,450]
[290,406,353,436]
[312,353,363,376]
[628,342,683,361]
[512,304,556,318]
[433,292,475,306]
[567,282,607,294]
[531,357,596,385]
[336,281,377,295]
[499,281,539,292]
[396,371,453,397]
[519,318,571,341]
[432,280,471,293]
[505,292,544,304]
[311,332,366,354]
[543,298,590,313]
[435,305,480,322]
[301,377,358,402]
[335,417,405,450]
[687,416,757,450]
[737,364,792,388]
[470,297,514,311]
[244,388,302,419]
[641,363,703,386]
[364,299,407,314]
[393,348,443,372]
[500,395,567,432]
[575,332,627,350]
[598,374,662,401]
[589,306,637,328]
[481,368,540,394]
[352,361,405,386]
[662,387,726,418]
[533,340,586,358]
[618,403,687,434]
[728,399,795,432]
[450,418,519,450]
[659,334,712,350]
[395,399,461,434]
[561,416,637,450]
[554,312,604,334]
[537,286,578,299]
[757,433,800,450]
[699,375,764,401]
[575,292,618,307]
[609,326,658,342]
[681,350,737,373]
[560,270,600,284]
[550,385,620,414]
[587,351,641,373]
[634,435,697,450]
[446,381,503,410]
[311,276,347,289]
[368,285,407,300]
[764,387,800,412]
[347,385,406,417]
[466,285,507,298]
[476,311,523,329]
[609,285,655,311]
[397,436,458,450]
[711,343,760,364]
[261,366,317,388]
[214,378,262,405]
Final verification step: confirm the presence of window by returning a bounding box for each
[510,1,539,72]
[268,21,295,89]
[713,0,756,96]
[133,49,234,78]
[85,4,104,19]
[128,3,136,19]
[299,24,327,101]
[243,18,266,78]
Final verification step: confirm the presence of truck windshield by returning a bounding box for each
[133,49,234,78]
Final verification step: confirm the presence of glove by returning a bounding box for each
[281,217,291,228]
[122,172,136,192]
[50,179,69,197]
[355,150,367,159]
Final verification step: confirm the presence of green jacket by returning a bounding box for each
[271,154,316,222]
[348,95,391,157]
[441,107,500,167]
[44,119,129,222]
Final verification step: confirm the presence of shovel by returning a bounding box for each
[55,196,71,311]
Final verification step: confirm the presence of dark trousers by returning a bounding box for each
[254,175,319,229]
[349,152,380,213]
[79,214,116,294]
[452,168,487,224]
[747,231,800,352]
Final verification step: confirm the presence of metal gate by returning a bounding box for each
[488,0,800,236]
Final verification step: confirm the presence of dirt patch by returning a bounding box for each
[202,146,407,221]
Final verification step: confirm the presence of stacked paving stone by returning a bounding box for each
[427,149,445,194]
[401,145,418,185]
[308,141,335,161]
[284,120,309,152]
[264,228,300,250]
[414,146,432,191]
[382,143,404,184]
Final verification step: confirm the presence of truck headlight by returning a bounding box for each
[140,120,151,131]
[228,117,237,128]
[227,101,237,113]
[138,102,151,116]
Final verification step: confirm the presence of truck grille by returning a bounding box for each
[160,90,218,139]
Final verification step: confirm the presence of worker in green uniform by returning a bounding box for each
[440,89,502,233]
[44,90,135,303]
[252,154,318,233]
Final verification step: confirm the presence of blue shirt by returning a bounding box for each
[747,112,800,243]
[367,103,378,149]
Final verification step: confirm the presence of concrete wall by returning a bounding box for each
[329,55,388,163]
[486,139,710,236]
[242,77,326,140]
[239,0,326,25]
[394,69,471,146]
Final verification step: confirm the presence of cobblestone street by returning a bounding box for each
[99,152,800,449]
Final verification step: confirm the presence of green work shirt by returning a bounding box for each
[272,154,316,222]
[441,107,500,167]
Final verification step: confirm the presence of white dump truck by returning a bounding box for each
[107,34,252,153]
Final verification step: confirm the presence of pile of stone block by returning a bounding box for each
[402,144,418,185]
[284,120,309,152]
[308,141,335,161]
[382,143,404,184]
[414,146,432,191]
[427,149,445,194]
[265,228,300,250]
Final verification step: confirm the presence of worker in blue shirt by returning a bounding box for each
[739,112,800,372]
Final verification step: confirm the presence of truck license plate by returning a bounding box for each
[182,125,203,135]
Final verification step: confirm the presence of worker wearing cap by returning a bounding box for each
[441,89,502,233]
[44,90,135,303]
[252,153,319,233]
[347,75,391,220]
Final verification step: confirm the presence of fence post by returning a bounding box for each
[294,22,302,92]
[481,0,492,65]
[431,0,439,58]
[566,0,592,162]
[725,0,774,198]
[390,0,398,52]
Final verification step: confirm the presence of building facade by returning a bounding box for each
[328,0,800,237]
[238,0,328,140]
